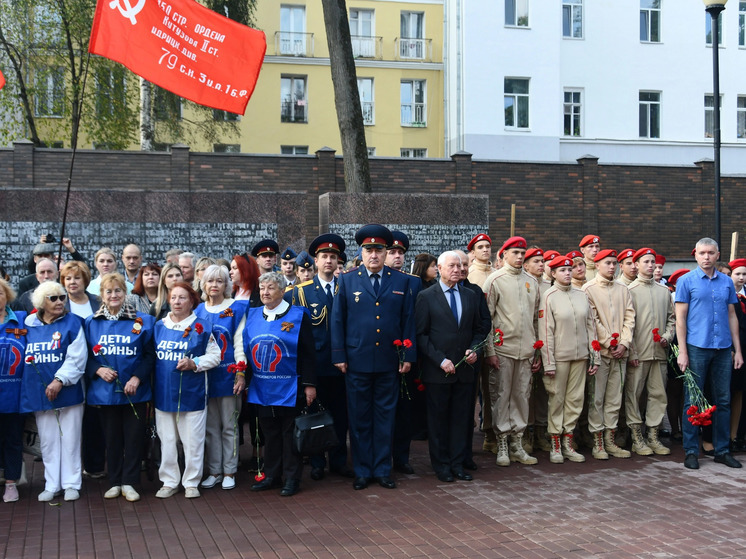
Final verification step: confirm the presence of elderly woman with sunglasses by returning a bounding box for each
[20,282,87,502]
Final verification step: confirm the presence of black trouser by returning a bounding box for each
[310,375,349,471]
[425,381,472,475]
[259,414,302,482]
[100,403,147,486]
[82,404,106,474]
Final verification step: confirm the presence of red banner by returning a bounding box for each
[89,0,266,115]
[0,70,5,90]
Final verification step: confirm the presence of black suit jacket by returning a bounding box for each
[415,282,490,384]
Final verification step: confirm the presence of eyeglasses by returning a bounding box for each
[45,294,67,302]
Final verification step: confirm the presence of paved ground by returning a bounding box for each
[2,433,746,559]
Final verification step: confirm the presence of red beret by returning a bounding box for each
[547,255,573,269]
[594,249,617,263]
[617,248,636,263]
[499,236,527,257]
[543,250,561,260]
[467,234,491,252]
[524,248,543,261]
[729,259,746,271]
[633,247,656,262]
[655,254,666,266]
[566,250,583,260]
[691,248,696,256]
[667,268,690,286]
[579,235,601,248]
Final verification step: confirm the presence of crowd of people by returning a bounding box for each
[0,226,743,505]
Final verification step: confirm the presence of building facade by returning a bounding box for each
[448,0,746,173]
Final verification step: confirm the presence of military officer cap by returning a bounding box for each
[309,233,346,256]
[389,230,410,252]
[355,224,393,248]
[296,250,315,269]
[251,239,280,257]
[281,247,298,261]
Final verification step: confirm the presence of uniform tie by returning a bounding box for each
[372,273,380,295]
[325,282,334,306]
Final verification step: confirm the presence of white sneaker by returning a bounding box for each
[155,486,178,499]
[200,474,222,488]
[38,490,59,502]
[184,487,200,499]
[221,476,236,490]
[121,485,140,502]
[64,489,80,501]
[104,486,122,499]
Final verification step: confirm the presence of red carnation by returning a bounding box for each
[25,355,34,364]
[610,339,619,348]
[652,328,661,343]
[611,333,619,338]
[393,339,403,347]
[403,339,413,349]
[413,378,422,385]
[533,340,544,350]
[591,340,601,352]
[686,405,698,416]
[92,344,103,356]
[228,361,247,374]
[417,384,426,392]
[254,472,266,482]
[194,323,204,334]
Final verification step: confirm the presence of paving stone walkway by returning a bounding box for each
[2,435,745,558]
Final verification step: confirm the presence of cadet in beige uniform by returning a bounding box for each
[483,236,541,466]
[566,251,587,290]
[579,235,601,282]
[523,247,551,453]
[626,248,675,456]
[616,249,637,287]
[540,255,600,463]
[466,233,497,454]
[582,249,636,459]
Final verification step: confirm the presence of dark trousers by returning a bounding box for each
[393,371,412,466]
[425,381,472,475]
[82,404,106,473]
[310,375,349,471]
[0,413,25,481]
[346,370,397,478]
[259,415,302,482]
[100,403,147,486]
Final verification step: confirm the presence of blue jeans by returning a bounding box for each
[683,345,732,456]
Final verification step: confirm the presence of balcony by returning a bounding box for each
[275,32,314,57]
[395,37,432,61]
[401,103,426,127]
[281,100,307,123]
[351,35,383,59]
[361,102,374,125]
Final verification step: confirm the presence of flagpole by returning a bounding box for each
[57,51,92,264]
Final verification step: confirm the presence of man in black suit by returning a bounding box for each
[416,251,491,482]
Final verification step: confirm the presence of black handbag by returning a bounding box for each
[293,402,339,456]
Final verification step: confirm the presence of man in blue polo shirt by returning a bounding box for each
[675,237,744,469]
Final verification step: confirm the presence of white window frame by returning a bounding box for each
[95,66,127,118]
[281,145,309,155]
[737,96,746,139]
[214,144,241,153]
[400,148,427,158]
[505,0,529,28]
[400,79,426,127]
[706,11,723,46]
[640,0,661,43]
[400,11,425,59]
[562,0,583,39]
[704,94,723,138]
[280,5,306,55]
[350,9,376,57]
[281,75,308,123]
[358,78,374,125]
[504,78,529,129]
[34,66,65,117]
[739,1,746,47]
[563,89,582,137]
[639,91,661,139]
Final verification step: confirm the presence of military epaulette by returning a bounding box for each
[297,280,314,289]
[284,284,294,293]
[344,266,359,274]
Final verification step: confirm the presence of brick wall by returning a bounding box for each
[1,141,742,260]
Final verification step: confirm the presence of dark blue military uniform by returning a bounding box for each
[331,248,417,482]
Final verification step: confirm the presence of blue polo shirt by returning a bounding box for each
[675,267,737,349]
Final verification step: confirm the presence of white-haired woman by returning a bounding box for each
[195,265,250,490]
[20,282,87,501]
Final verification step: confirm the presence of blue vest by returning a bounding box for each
[20,313,85,412]
[0,309,27,413]
[245,306,303,408]
[84,313,155,406]
[195,300,249,399]
[153,319,212,412]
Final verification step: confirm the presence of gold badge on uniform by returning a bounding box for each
[353,291,362,303]
[538,310,544,318]
[525,282,530,292]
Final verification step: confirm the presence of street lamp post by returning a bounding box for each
[704,0,727,249]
